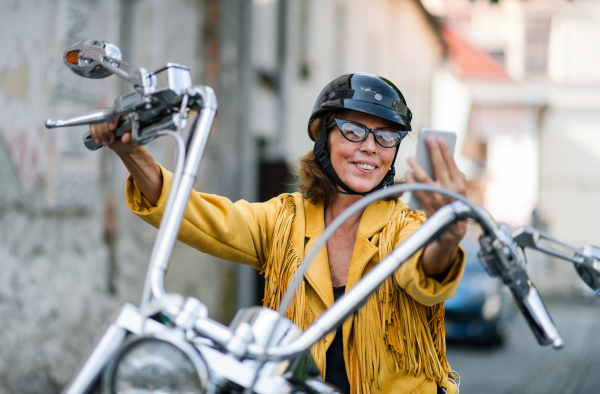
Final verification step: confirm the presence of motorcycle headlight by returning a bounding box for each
[103,335,209,394]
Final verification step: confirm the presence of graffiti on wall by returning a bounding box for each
[0,129,45,192]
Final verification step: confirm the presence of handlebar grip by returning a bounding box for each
[508,276,564,349]
[82,119,131,150]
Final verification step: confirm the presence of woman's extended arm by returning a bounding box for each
[405,136,467,277]
[89,118,163,205]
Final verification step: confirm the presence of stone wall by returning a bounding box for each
[0,1,247,392]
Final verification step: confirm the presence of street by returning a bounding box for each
[446,297,600,393]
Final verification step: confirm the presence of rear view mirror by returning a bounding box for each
[63,39,122,79]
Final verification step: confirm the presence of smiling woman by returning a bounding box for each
[89,71,467,394]
[289,72,467,393]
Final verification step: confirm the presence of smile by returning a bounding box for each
[355,163,376,171]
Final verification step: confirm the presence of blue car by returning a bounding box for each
[444,241,515,346]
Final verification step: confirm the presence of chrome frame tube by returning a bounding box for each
[140,86,217,311]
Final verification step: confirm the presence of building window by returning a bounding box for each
[524,13,551,76]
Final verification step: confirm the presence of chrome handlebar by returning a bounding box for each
[181,179,596,365]
[249,185,580,362]
[45,40,217,314]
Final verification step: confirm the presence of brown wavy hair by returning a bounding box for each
[295,110,403,206]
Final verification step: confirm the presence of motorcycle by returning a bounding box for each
[46,40,600,394]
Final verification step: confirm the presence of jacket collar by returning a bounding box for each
[303,196,399,306]
[304,197,397,239]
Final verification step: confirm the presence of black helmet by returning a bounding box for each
[309,72,412,195]
[308,72,412,140]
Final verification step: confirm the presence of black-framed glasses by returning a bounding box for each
[330,118,408,148]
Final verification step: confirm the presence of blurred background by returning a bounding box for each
[1,0,600,392]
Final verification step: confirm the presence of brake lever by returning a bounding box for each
[46,89,145,130]
[45,107,116,129]
[478,226,564,349]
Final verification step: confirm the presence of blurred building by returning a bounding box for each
[423,0,600,295]
[251,0,447,177]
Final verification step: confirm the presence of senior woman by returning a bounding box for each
[90,72,466,394]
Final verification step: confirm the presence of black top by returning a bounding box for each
[324,286,350,393]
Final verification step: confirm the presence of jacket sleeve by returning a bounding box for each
[393,210,465,306]
[125,164,283,270]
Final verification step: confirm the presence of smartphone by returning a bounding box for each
[408,128,457,209]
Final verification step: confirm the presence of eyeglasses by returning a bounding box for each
[330,118,408,148]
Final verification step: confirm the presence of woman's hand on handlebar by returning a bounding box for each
[405,136,467,276]
[89,117,138,156]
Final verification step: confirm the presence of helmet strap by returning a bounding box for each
[380,146,399,188]
[313,115,398,196]
[313,115,359,195]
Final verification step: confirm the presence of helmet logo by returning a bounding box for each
[375,93,383,101]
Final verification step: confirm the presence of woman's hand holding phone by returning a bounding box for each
[405,128,467,277]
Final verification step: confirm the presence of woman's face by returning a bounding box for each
[328,110,397,194]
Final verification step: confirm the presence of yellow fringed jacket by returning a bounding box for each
[126,166,464,394]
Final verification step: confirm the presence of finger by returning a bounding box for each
[428,137,452,185]
[407,156,434,183]
[121,131,132,144]
[437,138,462,180]
[108,117,119,131]
[92,116,124,144]
[89,123,109,143]
[89,121,114,143]
[119,130,137,148]
[452,170,467,197]
[405,170,429,200]
[434,138,467,196]
[436,140,464,187]
[405,170,434,211]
